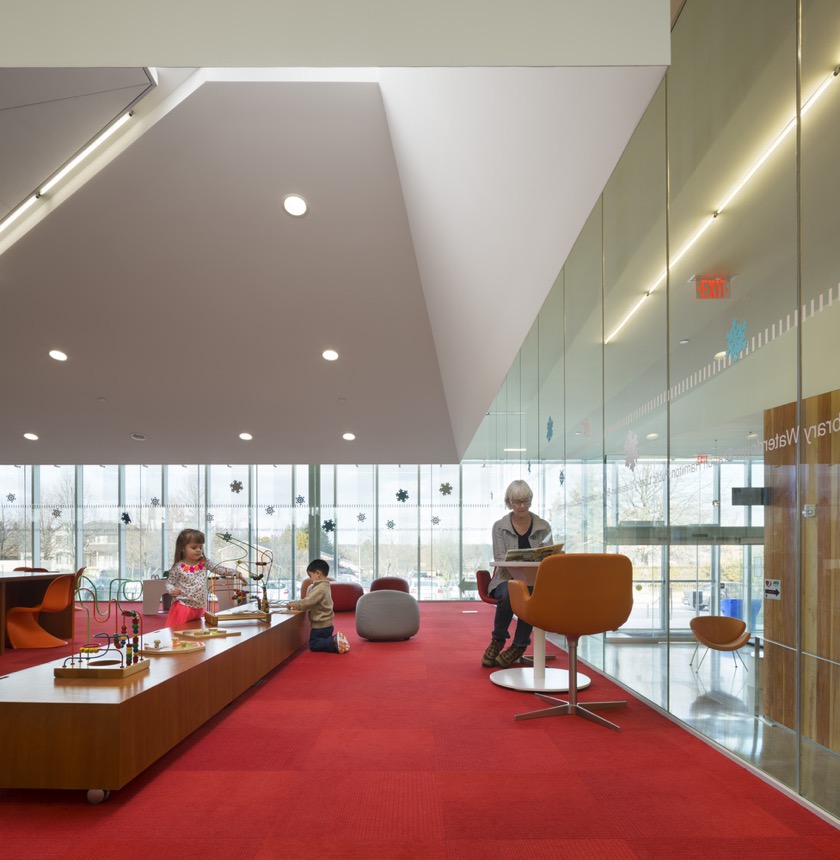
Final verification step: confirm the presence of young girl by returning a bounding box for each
[165,528,249,627]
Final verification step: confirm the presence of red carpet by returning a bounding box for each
[1,603,838,859]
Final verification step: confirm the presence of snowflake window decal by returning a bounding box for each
[357,513,366,522]
[121,512,131,524]
[296,495,305,506]
[386,520,395,530]
[52,508,62,518]
[439,482,453,496]
[431,516,441,525]
[559,470,565,486]
[265,505,275,516]
[396,489,409,502]
[546,416,554,443]
[726,318,748,363]
[151,497,160,507]
[230,480,244,494]
[6,493,15,502]
[323,519,335,533]
[221,532,232,542]
[624,430,639,472]
[207,513,214,522]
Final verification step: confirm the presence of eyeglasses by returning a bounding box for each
[511,499,531,506]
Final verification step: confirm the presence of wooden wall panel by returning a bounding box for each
[763,389,840,751]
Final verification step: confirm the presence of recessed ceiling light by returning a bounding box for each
[49,349,68,361]
[646,433,659,440]
[23,432,38,441]
[679,339,689,345]
[714,351,727,361]
[503,448,526,452]
[131,433,146,442]
[322,349,339,361]
[239,432,253,441]
[343,433,356,441]
[283,194,307,216]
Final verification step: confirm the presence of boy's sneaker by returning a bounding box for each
[334,631,350,654]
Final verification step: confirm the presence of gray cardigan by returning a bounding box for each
[488,512,553,592]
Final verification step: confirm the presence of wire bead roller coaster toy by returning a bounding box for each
[205,532,276,626]
[55,583,149,679]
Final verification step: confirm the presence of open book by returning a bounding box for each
[504,542,564,563]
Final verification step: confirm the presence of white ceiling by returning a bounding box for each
[0,2,669,466]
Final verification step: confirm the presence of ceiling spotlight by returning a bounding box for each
[49,349,68,361]
[283,194,308,216]
[322,349,339,361]
[239,432,253,441]
[714,351,727,361]
[131,433,146,441]
[646,433,659,440]
[679,339,689,345]
[343,433,356,441]
[23,432,39,441]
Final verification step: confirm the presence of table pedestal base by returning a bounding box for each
[489,666,591,693]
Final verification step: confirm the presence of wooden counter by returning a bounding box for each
[0,610,307,797]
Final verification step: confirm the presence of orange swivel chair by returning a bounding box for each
[6,567,86,649]
[507,553,634,731]
[689,615,750,670]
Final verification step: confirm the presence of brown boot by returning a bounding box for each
[495,642,527,668]
[481,638,505,667]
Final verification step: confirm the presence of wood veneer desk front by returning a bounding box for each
[0,570,73,655]
[488,560,591,694]
[0,610,307,800]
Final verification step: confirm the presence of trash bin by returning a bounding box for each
[721,598,742,618]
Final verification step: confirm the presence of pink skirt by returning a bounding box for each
[166,600,205,628]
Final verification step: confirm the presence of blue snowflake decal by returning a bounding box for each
[439,482,452,496]
[726,318,748,363]
[121,512,131,524]
[357,513,366,522]
[6,493,15,502]
[230,480,243,494]
[431,516,440,525]
[546,416,554,443]
[386,520,395,530]
[323,519,335,533]
[52,508,61,518]
[296,495,305,506]
[396,489,409,503]
[207,513,214,522]
[265,505,275,515]
[221,532,232,542]
[151,497,160,507]
[624,430,639,472]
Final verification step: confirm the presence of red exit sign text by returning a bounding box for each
[695,276,731,300]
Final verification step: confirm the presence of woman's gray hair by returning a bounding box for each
[504,479,533,509]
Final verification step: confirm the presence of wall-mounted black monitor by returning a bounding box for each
[731,487,770,506]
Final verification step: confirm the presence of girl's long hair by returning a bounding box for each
[173,528,205,566]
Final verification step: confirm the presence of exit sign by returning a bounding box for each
[695,276,731,299]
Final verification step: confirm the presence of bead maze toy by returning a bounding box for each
[204,532,276,626]
[55,598,149,679]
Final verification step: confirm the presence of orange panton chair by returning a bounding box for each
[6,569,82,649]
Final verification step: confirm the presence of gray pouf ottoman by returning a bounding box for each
[355,590,420,641]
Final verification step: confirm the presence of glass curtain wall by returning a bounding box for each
[462,0,840,822]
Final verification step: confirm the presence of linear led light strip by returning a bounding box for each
[0,111,133,236]
[604,64,840,345]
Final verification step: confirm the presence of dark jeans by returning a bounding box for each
[489,580,533,647]
[309,625,339,652]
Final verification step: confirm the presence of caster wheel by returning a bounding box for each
[86,789,110,804]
